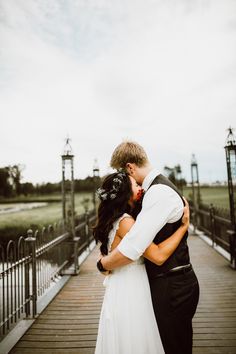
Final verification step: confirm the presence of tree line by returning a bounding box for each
[0,164,186,198]
[0,165,99,197]
[164,164,187,193]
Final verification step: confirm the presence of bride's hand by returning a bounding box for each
[181,197,190,228]
[97,255,111,276]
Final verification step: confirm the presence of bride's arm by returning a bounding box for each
[143,199,189,266]
[111,217,135,250]
[97,217,135,275]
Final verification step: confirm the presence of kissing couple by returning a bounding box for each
[93,141,199,354]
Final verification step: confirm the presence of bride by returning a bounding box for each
[93,171,189,354]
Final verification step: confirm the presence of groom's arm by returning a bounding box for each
[101,185,183,271]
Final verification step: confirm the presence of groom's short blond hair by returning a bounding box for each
[110,140,149,170]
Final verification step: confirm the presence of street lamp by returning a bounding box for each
[224,127,236,268]
[93,158,100,210]
[61,137,75,237]
[191,154,201,234]
[61,137,80,275]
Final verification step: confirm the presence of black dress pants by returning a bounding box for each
[149,268,199,354]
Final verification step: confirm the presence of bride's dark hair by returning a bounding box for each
[93,172,134,256]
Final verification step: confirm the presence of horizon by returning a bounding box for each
[4,159,229,186]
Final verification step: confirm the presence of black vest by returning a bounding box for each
[145,174,190,279]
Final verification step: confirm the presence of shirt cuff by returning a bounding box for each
[117,237,142,261]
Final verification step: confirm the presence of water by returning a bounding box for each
[0,202,48,215]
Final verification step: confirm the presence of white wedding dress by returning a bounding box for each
[95,213,164,354]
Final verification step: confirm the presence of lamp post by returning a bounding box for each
[61,138,80,275]
[191,154,201,234]
[224,127,236,269]
[61,138,75,237]
[93,158,100,210]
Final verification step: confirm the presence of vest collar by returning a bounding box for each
[142,168,161,191]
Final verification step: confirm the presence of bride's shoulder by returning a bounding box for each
[121,212,133,219]
[116,214,135,238]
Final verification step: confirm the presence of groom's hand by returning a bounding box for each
[97,248,133,272]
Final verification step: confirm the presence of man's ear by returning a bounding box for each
[126,163,134,175]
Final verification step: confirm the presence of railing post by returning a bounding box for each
[209,204,216,247]
[24,249,30,317]
[192,208,197,236]
[85,211,90,249]
[25,229,37,317]
[0,245,6,335]
[227,230,236,269]
[72,235,80,275]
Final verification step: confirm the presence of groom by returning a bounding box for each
[97,141,199,354]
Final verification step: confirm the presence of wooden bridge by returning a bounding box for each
[6,233,236,354]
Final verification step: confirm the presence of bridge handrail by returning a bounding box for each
[0,210,96,340]
[190,201,236,267]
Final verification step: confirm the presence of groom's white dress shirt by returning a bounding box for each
[117,168,184,261]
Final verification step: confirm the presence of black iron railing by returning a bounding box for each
[190,201,235,267]
[0,210,96,339]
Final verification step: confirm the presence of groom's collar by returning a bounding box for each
[142,168,161,191]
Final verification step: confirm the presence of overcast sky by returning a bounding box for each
[0,0,236,184]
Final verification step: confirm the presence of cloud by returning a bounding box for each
[0,0,236,183]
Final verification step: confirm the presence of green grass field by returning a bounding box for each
[0,194,62,204]
[0,192,94,241]
[0,186,230,242]
[183,186,229,209]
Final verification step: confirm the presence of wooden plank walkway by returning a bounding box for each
[8,234,236,354]
[190,235,236,354]
[9,249,105,354]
